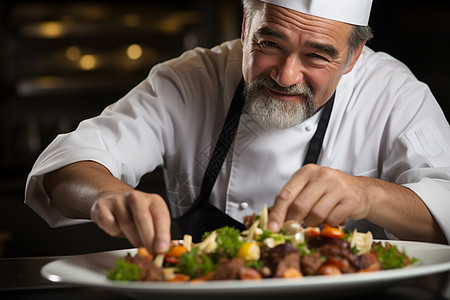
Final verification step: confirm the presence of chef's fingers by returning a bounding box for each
[149,198,171,254]
[303,192,341,226]
[325,202,353,226]
[302,171,368,226]
[125,191,171,254]
[92,194,142,247]
[127,191,157,251]
[284,179,326,223]
[268,165,312,232]
[111,193,146,248]
[91,197,122,235]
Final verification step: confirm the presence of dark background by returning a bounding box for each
[0,0,448,258]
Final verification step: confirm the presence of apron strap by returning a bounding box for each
[196,79,246,204]
[303,92,335,165]
[174,79,246,240]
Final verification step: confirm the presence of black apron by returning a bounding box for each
[175,79,335,242]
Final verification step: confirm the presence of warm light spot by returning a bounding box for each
[79,54,97,70]
[122,14,141,27]
[39,21,64,38]
[127,44,142,60]
[66,46,81,61]
[158,17,181,34]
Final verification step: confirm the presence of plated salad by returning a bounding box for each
[108,206,418,282]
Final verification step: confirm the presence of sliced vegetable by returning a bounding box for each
[259,204,268,231]
[183,234,192,251]
[349,229,373,254]
[164,256,179,265]
[321,224,345,239]
[136,247,153,260]
[153,254,165,267]
[164,245,188,264]
[237,242,260,262]
[197,231,218,253]
[167,245,188,258]
[242,220,261,241]
[304,227,321,240]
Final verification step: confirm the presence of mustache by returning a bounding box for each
[251,74,314,97]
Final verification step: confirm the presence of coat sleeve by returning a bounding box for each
[24,64,189,227]
[380,78,450,243]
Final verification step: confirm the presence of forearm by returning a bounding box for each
[43,160,133,219]
[365,177,447,244]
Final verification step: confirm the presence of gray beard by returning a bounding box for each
[243,74,318,129]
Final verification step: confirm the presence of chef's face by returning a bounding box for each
[241,4,361,128]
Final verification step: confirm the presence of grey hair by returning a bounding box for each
[241,0,264,37]
[241,0,373,62]
[347,25,373,54]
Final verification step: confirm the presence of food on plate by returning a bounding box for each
[108,206,418,282]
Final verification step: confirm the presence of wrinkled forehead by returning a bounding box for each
[252,4,354,46]
[260,0,372,26]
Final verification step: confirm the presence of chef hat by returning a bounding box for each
[260,0,373,26]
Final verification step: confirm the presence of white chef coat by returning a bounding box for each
[25,39,450,242]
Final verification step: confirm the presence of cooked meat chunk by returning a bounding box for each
[356,252,382,271]
[261,243,301,278]
[213,258,246,280]
[301,252,322,275]
[243,214,257,229]
[126,256,165,281]
[239,266,263,280]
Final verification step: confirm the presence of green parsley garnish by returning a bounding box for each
[373,243,418,269]
[107,257,141,281]
[177,246,215,278]
[204,227,244,259]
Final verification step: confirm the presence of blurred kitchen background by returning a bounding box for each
[0,0,449,258]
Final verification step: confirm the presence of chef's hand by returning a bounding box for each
[268,164,371,232]
[90,190,171,254]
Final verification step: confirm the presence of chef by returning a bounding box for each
[25,0,450,253]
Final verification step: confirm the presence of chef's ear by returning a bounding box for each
[344,41,366,74]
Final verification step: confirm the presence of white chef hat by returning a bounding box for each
[260,0,373,26]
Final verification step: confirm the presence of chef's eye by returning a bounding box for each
[260,41,279,49]
[308,53,329,62]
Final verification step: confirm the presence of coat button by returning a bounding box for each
[305,124,314,131]
[239,202,248,210]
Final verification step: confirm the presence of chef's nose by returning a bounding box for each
[271,55,304,87]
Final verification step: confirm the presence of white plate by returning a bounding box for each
[41,240,450,299]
